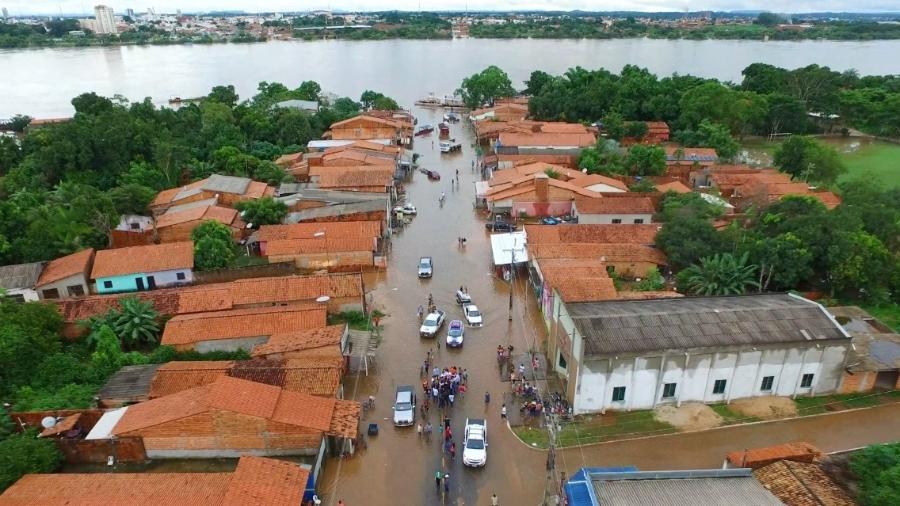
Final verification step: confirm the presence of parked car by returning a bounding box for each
[463,418,487,467]
[418,257,433,278]
[463,304,483,327]
[485,221,517,232]
[419,310,446,338]
[455,289,472,305]
[440,139,462,153]
[541,216,561,225]
[446,319,465,347]
[393,385,416,426]
[393,203,417,215]
[415,124,434,136]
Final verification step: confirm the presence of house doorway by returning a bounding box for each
[147,276,157,290]
[135,278,145,291]
[875,370,898,390]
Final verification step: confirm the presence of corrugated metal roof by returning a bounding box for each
[203,174,252,195]
[592,469,782,505]
[569,294,848,356]
[0,261,45,290]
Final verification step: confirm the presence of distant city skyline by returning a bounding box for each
[4,1,900,16]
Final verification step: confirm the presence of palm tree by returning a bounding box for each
[681,252,760,296]
[113,297,160,349]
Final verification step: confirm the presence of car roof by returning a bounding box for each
[450,320,463,326]
[397,385,413,392]
[466,304,479,310]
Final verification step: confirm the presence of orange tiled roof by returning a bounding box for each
[275,152,304,166]
[114,375,358,438]
[499,131,595,148]
[318,168,394,189]
[160,304,327,346]
[486,175,602,202]
[35,248,94,287]
[574,197,655,215]
[554,278,618,303]
[54,273,364,323]
[321,150,396,166]
[646,121,670,133]
[497,154,576,167]
[258,221,382,241]
[753,460,854,506]
[567,174,629,192]
[38,413,82,438]
[529,243,668,266]
[151,180,206,207]
[150,357,344,398]
[331,114,404,130]
[91,242,194,278]
[265,237,376,256]
[324,140,401,154]
[655,181,692,194]
[726,442,823,469]
[156,205,239,229]
[221,456,308,506]
[238,326,324,356]
[525,224,660,245]
[488,162,583,187]
[309,164,393,177]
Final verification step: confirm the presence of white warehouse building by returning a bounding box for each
[552,293,851,414]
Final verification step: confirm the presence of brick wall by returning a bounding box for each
[158,221,241,244]
[192,262,298,285]
[838,371,876,394]
[57,437,147,464]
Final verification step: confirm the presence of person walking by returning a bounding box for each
[449,441,456,461]
[484,391,490,404]
[448,392,455,406]
[416,423,423,437]
[501,404,507,419]
[492,494,499,506]
[462,368,468,385]
[435,470,442,491]
[443,473,450,494]
[424,421,432,438]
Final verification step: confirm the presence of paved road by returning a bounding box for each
[557,402,900,473]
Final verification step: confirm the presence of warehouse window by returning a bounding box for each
[761,376,775,391]
[612,386,626,402]
[662,383,676,398]
[713,379,727,394]
[800,374,814,388]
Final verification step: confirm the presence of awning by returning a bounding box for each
[491,232,528,266]
[85,407,128,440]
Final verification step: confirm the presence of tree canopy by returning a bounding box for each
[234,196,288,228]
[457,66,516,108]
[773,135,846,184]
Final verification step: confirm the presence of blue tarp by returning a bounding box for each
[565,466,638,506]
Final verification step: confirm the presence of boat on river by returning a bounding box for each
[415,93,467,109]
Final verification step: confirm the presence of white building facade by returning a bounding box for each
[94,5,116,34]
[551,293,852,414]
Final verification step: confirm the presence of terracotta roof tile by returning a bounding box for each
[0,472,230,506]
[149,361,236,398]
[318,168,394,189]
[525,224,660,245]
[91,242,194,278]
[150,180,206,207]
[156,205,239,229]
[574,197,655,215]
[329,399,362,438]
[488,162,583,187]
[499,132,595,147]
[230,273,364,304]
[753,460,854,506]
[265,237,376,256]
[244,181,270,199]
[113,385,212,435]
[655,181,692,194]
[324,140,401,154]
[529,243,668,266]
[726,442,823,469]
[161,304,326,346]
[252,325,346,356]
[272,389,336,432]
[310,163,393,177]
[35,248,94,287]
[208,375,280,419]
[664,146,718,159]
[258,221,382,241]
[486,175,602,202]
[38,413,82,438]
[567,174,629,192]
[331,114,405,130]
[222,456,308,506]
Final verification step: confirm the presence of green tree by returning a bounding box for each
[756,12,784,27]
[0,431,63,491]
[118,160,169,191]
[90,324,127,377]
[360,90,380,109]
[602,112,625,140]
[826,230,894,302]
[191,220,236,271]
[524,70,553,95]
[741,232,813,291]
[680,252,760,296]
[296,80,321,101]
[658,192,724,222]
[624,145,665,176]
[0,300,63,398]
[636,267,665,291]
[851,442,900,506]
[457,65,516,108]
[657,217,727,270]
[578,139,626,175]
[629,179,657,192]
[741,63,788,95]
[372,95,400,111]
[773,136,846,184]
[234,196,288,227]
[207,85,239,107]
[109,183,156,216]
[675,120,740,160]
[624,121,649,139]
[112,297,160,348]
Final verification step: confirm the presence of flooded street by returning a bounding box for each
[318,108,548,506]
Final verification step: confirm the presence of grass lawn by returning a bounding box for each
[514,411,675,449]
[837,141,900,189]
[709,403,758,424]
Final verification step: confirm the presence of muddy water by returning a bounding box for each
[318,110,548,506]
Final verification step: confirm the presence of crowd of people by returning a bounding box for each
[422,364,468,410]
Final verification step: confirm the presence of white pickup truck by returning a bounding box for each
[463,418,487,467]
[419,310,446,338]
[439,139,462,153]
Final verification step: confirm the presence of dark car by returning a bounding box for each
[485,221,517,232]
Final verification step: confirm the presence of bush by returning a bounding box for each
[0,431,63,492]
[13,383,98,411]
[147,345,250,363]
[851,442,900,506]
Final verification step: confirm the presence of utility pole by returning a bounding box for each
[502,235,523,322]
[543,411,560,505]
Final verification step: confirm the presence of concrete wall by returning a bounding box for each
[576,213,653,225]
[190,336,269,353]
[4,287,39,302]
[37,273,90,300]
[573,341,849,414]
[96,268,193,294]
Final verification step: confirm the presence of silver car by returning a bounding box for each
[393,385,416,426]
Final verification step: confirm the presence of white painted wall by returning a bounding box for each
[576,213,653,225]
[5,288,39,302]
[583,183,627,193]
[149,268,194,287]
[573,343,849,414]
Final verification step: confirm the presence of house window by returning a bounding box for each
[612,386,626,402]
[129,222,141,230]
[633,219,644,224]
[42,288,60,299]
[67,285,85,297]
[176,272,186,281]
[103,280,113,289]
[713,379,727,394]
[557,353,567,370]
[611,218,622,224]
[662,383,676,398]
[800,374,814,388]
[761,376,775,392]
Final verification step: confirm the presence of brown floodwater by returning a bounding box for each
[318,108,549,506]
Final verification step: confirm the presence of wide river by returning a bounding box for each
[2,37,900,117]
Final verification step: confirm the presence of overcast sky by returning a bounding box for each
[6,1,899,16]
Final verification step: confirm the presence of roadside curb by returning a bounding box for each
[504,401,899,452]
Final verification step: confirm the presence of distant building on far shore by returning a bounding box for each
[93,4,116,34]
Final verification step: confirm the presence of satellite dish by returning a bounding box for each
[41,416,57,429]
[316,295,331,303]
